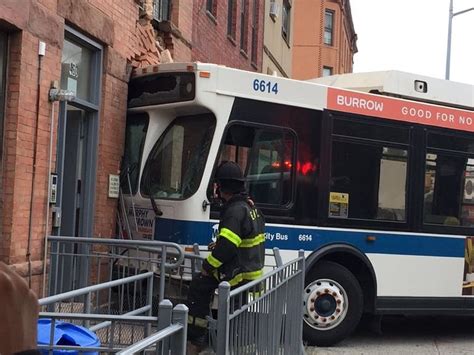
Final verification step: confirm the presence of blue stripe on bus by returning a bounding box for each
[153,218,466,258]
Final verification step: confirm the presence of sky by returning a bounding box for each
[350,0,474,85]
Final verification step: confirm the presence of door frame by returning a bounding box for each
[55,26,102,239]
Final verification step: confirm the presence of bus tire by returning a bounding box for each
[303,261,363,346]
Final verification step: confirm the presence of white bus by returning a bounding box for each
[120,62,474,346]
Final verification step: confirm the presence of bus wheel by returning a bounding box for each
[303,261,363,346]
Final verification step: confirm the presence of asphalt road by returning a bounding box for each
[305,315,474,354]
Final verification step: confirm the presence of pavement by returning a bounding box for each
[305,315,474,355]
[198,315,474,354]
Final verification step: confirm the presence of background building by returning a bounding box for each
[262,0,294,77]
[292,0,357,80]
[160,0,264,71]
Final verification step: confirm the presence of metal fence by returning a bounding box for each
[43,236,304,354]
[39,271,188,353]
[44,236,185,304]
[117,300,187,354]
[211,250,305,355]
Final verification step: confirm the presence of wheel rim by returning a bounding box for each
[303,278,348,331]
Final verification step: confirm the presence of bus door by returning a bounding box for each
[210,122,297,224]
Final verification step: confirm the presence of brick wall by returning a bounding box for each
[0,1,63,292]
[191,0,264,71]
[0,0,140,294]
[292,0,356,80]
[0,0,266,296]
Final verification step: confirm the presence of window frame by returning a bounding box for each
[324,9,334,46]
[54,26,103,241]
[421,128,474,236]
[207,0,218,20]
[0,32,7,161]
[240,0,249,53]
[250,0,259,65]
[227,0,237,39]
[281,0,291,44]
[209,120,298,214]
[321,112,413,231]
[323,66,333,77]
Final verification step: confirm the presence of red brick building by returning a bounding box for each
[165,0,264,71]
[0,0,264,295]
[292,0,357,80]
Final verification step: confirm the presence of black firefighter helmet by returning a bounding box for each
[215,161,245,193]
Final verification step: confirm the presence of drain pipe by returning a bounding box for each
[41,89,56,298]
[41,85,75,297]
[27,41,46,288]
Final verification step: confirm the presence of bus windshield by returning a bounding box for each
[140,114,216,200]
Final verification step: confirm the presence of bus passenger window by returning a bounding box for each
[215,124,296,207]
[330,142,408,221]
[424,154,474,227]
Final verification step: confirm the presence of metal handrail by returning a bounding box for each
[47,236,184,269]
[39,272,154,306]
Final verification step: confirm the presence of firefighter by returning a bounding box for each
[186,161,265,354]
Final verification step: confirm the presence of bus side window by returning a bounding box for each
[329,118,409,223]
[424,154,474,227]
[424,132,474,228]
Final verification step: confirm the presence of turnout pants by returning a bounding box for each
[186,273,219,343]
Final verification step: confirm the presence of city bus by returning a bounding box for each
[120,62,474,346]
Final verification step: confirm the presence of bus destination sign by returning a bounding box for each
[327,87,474,133]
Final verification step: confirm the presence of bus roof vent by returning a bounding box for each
[308,71,474,109]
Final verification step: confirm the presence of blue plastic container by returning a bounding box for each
[37,319,101,355]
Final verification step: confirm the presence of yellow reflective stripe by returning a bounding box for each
[228,274,243,286]
[240,234,265,248]
[228,269,264,286]
[188,315,208,328]
[206,254,222,268]
[243,269,264,280]
[219,228,242,247]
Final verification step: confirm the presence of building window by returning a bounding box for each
[227,0,237,39]
[240,0,248,52]
[61,39,94,102]
[282,0,291,43]
[323,66,333,77]
[0,32,7,159]
[207,0,217,18]
[153,0,171,22]
[324,9,334,45]
[251,0,259,64]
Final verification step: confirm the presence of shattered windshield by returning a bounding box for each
[141,114,216,200]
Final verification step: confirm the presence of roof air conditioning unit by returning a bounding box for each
[269,1,280,20]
